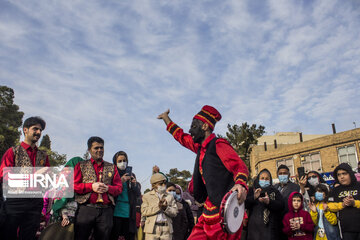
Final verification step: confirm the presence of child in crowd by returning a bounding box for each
[141,173,178,240]
[309,184,340,240]
[328,163,360,240]
[283,192,314,240]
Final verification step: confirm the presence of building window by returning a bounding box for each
[276,158,295,176]
[338,144,358,170]
[300,152,322,173]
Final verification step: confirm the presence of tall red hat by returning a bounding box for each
[193,105,222,130]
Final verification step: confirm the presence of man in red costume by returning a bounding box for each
[74,136,122,240]
[0,116,50,240]
[158,106,248,239]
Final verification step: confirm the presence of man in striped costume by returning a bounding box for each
[158,105,248,239]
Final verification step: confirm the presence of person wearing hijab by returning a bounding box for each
[175,184,194,238]
[110,151,141,240]
[328,163,360,240]
[166,182,188,240]
[245,169,285,240]
[300,171,328,211]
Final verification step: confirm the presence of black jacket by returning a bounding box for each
[273,181,300,214]
[328,163,360,233]
[245,169,285,240]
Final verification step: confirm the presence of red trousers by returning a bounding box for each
[188,215,242,240]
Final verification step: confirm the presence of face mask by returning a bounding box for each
[278,175,289,184]
[259,180,270,188]
[117,162,127,170]
[168,191,176,198]
[157,185,166,194]
[308,177,319,187]
[175,194,181,201]
[315,192,324,201]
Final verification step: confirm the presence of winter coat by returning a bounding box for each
[172,202,188,240]
[310,202,341,240]
[328,163,360,234]
[283,192,314,240]
[274,181,300,214]
[245,169,285,240]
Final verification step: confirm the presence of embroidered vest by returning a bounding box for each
[13,145,47,167]
[75,160,116,205]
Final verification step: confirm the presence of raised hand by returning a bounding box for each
[157,109,170,119]
[309,201,317,212]
[259,192,270,205]
[254,188,262,200]
[157,109,172,125]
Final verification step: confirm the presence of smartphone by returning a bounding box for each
[260,191,266,198]
[297,167,305,179]
[125,166,132,177]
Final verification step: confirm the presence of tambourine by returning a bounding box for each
[219,190,245,234]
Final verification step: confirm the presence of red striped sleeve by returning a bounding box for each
[166,122,199,154]
[215,138,249,191]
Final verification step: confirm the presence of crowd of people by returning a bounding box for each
[0,105,360,240]
[243,163,360,240]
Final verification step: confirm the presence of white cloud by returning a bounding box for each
[1,0,359,190]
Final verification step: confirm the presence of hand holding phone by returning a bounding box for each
[297,167,305,179]
[125,166,132,177]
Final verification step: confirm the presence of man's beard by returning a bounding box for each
[192,130,205,144]
[31,134,40,144]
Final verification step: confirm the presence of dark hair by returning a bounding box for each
[292,193,302,199]
[87,136,104,150]
[315,184,329,202]
[112,151,128,165]
[23,116,46,130]
[277,165,290,175]
[166,182,176,189]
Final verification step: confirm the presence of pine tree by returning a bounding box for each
[40,134,51,149]
[218,122,265,176]
[0,86,24,158]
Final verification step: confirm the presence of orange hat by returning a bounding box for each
[193,105,222,130]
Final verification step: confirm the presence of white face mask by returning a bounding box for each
[117,162,127,170]
[308,177,319,187]
[157,185,166,194]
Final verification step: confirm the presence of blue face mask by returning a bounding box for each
[168,191,176,198]
[278,175,289,184]
[259,180,270,188]
[315,192,324,201]
[175,194,181,201]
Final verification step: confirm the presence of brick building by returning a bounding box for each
[250,128,360,180]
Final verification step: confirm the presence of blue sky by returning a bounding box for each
[1,0,360,191]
